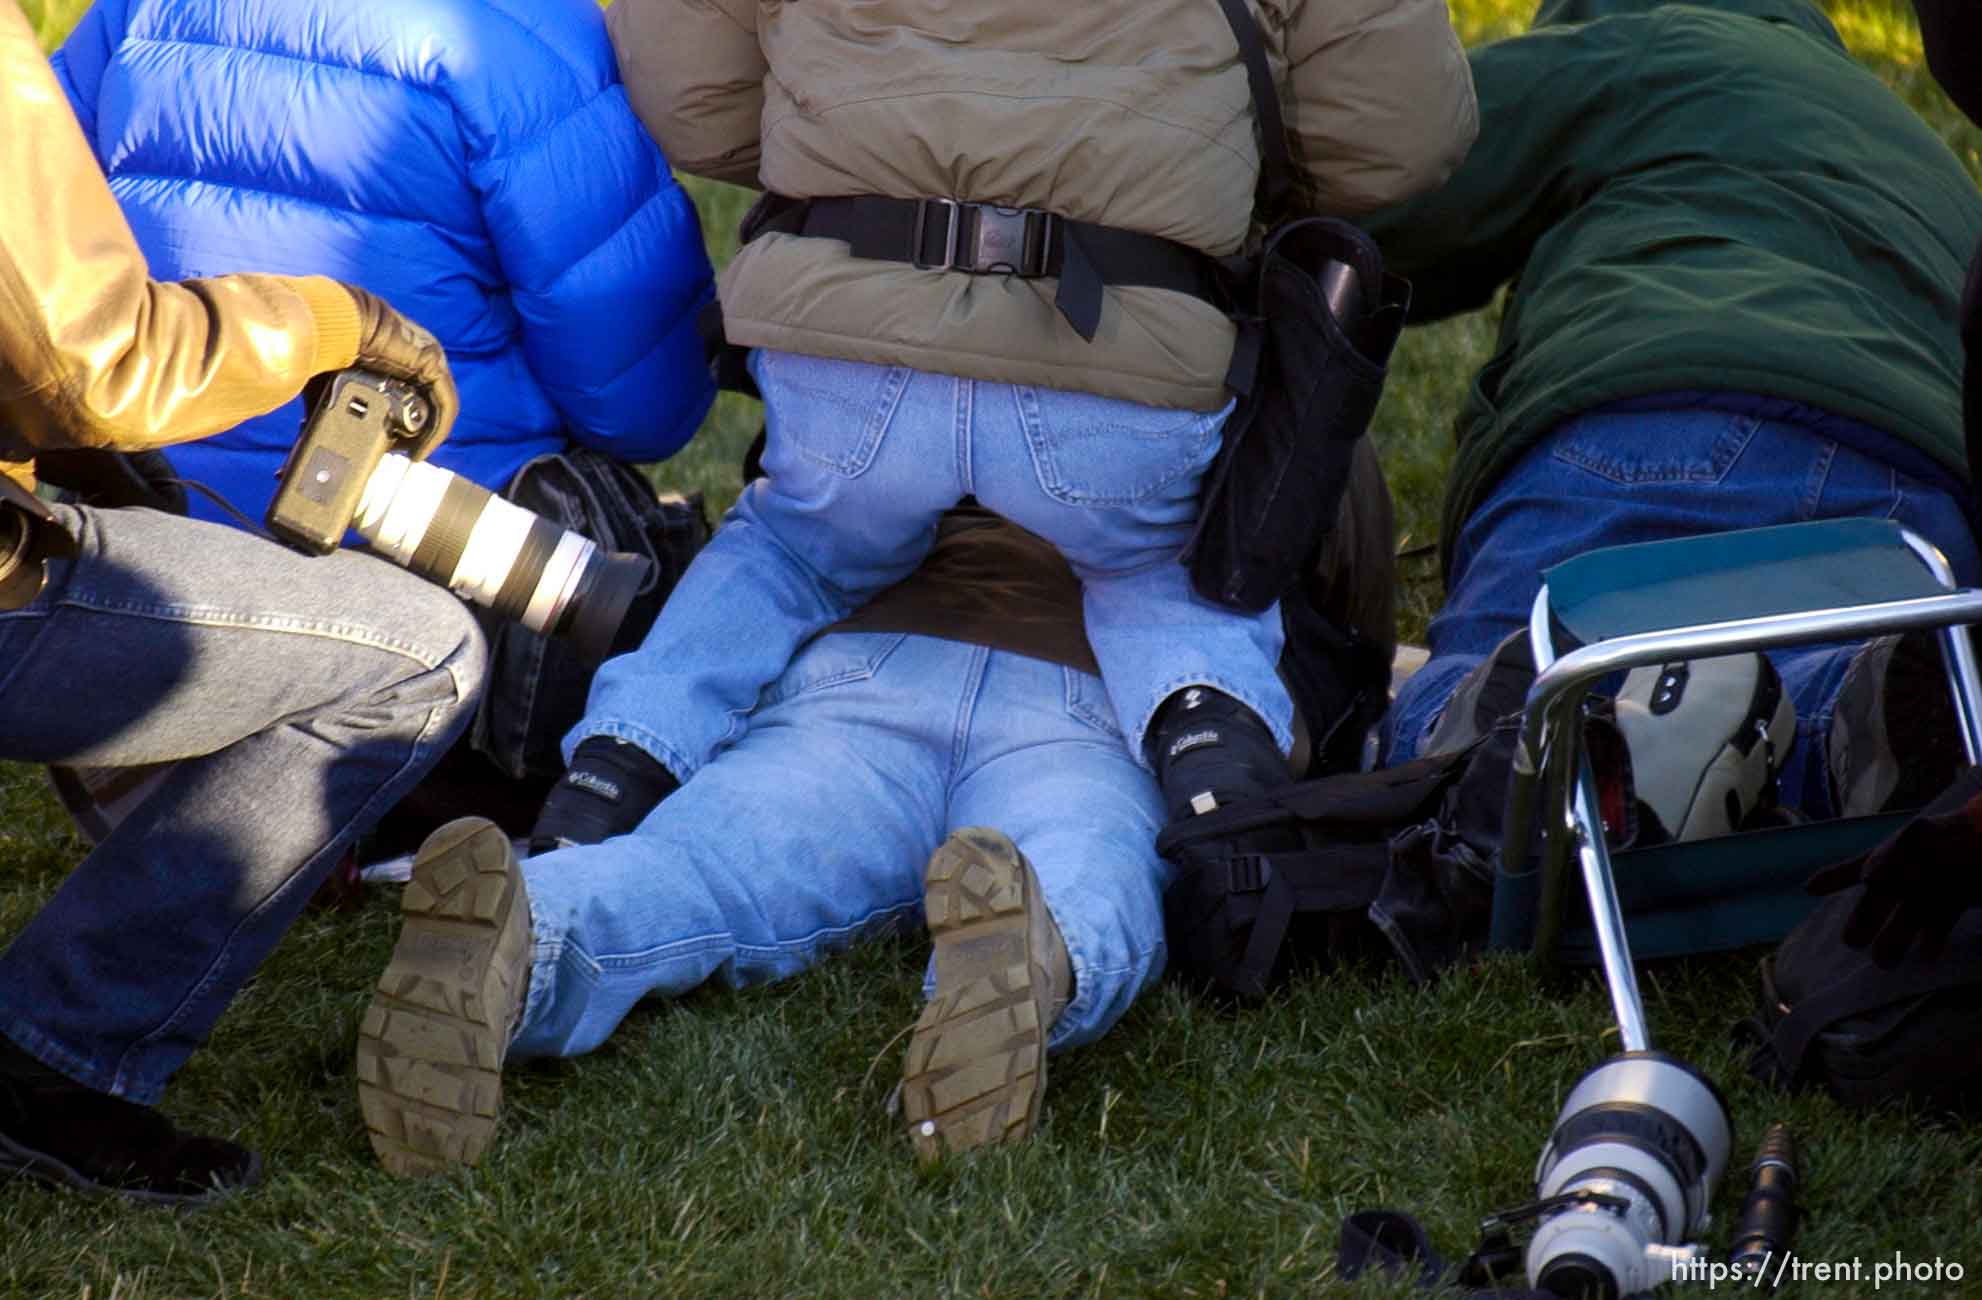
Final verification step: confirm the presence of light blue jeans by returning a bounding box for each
[1385,409,1982,818]
[513,632,1172,1058]
[0,504,484,1102]
[576,350,1291,776]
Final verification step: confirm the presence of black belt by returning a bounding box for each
[744,193,1227,341]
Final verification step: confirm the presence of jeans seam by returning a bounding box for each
[520,935,572,1042]
[1798,437,1838,520]
[757,634,907,709]
[956,375,974,497]
[949,646,991,778]
[777,357,909,479]
[1047,938,1163,1052]
[0,608,50,698]
[1547,412,1757,486]
[730,898,923,964]
[1063,667,1124,740]
[50,595,453,669]
[111,659,471,1099]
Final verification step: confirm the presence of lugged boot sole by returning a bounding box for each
[356,817,529,1178]
[901,828,1049,1162]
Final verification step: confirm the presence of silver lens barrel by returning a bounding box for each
[355,453,597,640]
[1527,1052,1733,1298]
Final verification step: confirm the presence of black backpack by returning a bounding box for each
[1157,737,1505,995]
[1743,773,1982,1113]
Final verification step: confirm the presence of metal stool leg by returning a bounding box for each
[1900,532,1982,763]
[1569,753,1651,1051]
[1526,589,1652,1050]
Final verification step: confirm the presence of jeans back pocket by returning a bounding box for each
[751,350,910,480]
[1549,410,1758,485]
[1015,386,1225,507]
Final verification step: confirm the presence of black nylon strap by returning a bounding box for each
[1338,1210,1556,1299]
[1771,949,1982,1078]
[1156,751,1472,860]
[1210,0,1295,218]
[1171,842,1394,996]
[752,195,1223,341]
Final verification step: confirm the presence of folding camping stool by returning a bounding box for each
[1494,517,1982,1050]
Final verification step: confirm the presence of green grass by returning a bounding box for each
[9,2,1982,1296]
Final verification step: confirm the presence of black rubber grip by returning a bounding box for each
[491,516,566,624]
[410,474,491,584]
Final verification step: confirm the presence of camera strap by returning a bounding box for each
[1335,1208,1555,1298]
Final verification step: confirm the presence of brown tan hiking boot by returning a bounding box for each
[356,817,531,1178]
[901,827,1070,1162]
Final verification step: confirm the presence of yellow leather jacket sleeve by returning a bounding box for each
[0,0,361,487]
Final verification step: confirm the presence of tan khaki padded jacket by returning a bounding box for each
[608,0,1475,411]
[0,0,360,494]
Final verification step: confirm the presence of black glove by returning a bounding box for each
[337,283,458,459]
[1806,766,1982,966]
[526,736,679,856]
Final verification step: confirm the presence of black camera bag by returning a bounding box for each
[473,447,708,783]
[1743,792,1982,1113]
[1157,736,1503,996]
[1184,0,1410,614]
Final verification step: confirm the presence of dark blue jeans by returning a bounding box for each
[1384,409,1982,818]
[0,504,483,1102]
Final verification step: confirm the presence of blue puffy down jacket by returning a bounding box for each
[53,0,717,528]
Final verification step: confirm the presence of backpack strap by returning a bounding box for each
[1156,748,1475,860]
[1169,841,1393,997]
[1209,0,1295,221]
[1768,946,1982,1081]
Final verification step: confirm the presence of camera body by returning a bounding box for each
[266,368,652,664]
[269,370,432,554]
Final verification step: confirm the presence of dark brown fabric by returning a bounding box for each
[827,438,1397,693]
[828,506,1100,674]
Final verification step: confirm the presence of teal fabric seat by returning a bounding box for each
[1545,518,1958,643]
[1492,518,1982,1050]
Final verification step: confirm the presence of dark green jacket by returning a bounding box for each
[1359,0,1982,572]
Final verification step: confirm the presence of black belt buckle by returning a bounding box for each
[912,199,1055,277]
[1224,853,1272,895]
